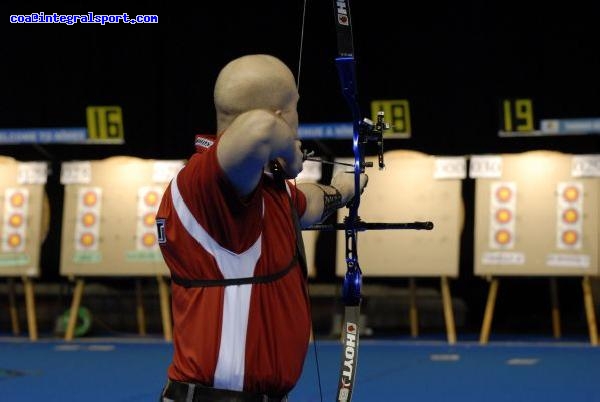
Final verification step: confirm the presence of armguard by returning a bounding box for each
[322,186,343,221]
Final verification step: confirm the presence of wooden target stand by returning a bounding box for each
[407,277,457,344]
[479,276,598,345]
[5,276,38,340]
[334,277,457,344]
[63,275,172,341]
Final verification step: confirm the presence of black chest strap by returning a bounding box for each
[171,252,299,288]
[171,178,308,288]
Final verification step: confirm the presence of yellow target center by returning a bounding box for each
[144,191,159,206]
[80,233,95,247]
[82,212,96,227]
[142,233,156,247]
[562,209,579,224]
[496,187,512,203]
[10,193,25,207]
[563,187,579,202]
[8,233,22,247]
[495,208,512,223]
[9,214,23,227]
[561,230,578,245]
[495,229,511,245]
[83,192,98,206]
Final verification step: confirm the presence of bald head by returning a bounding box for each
[214,55,298,132]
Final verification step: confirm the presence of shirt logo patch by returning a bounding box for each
[156,218,166,244]
[194,136,214,149]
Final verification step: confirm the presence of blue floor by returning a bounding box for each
[1,336,599,401]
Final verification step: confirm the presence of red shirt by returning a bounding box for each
[156,135,310,396]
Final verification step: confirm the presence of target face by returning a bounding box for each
[137,187,163,251]
[3,188,29,253]
[489,182,517,249]
[556,182,583,250]
[74,187,102,251]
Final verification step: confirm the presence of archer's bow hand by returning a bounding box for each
[331,171,368,207]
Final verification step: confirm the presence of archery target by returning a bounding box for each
[0,157,47,277]
[60,156,183,276]
[556,182,583,250]
[473,151,599,276]
[334,150,465,278]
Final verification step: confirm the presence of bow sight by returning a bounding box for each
[358,111,388,170]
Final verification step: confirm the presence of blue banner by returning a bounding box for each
[541,118,600,135]
[0,128,91,144]
[298,123,353,139]
[0,127,125,144]
[0,123,354,144]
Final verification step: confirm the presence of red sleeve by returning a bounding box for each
[287,180,307,218]
[176,143,263,254]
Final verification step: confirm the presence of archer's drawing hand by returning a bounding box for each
[274,139,303,179]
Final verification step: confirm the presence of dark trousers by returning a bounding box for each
[160,379,288,402]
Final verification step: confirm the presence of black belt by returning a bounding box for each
[161,379,288,402]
